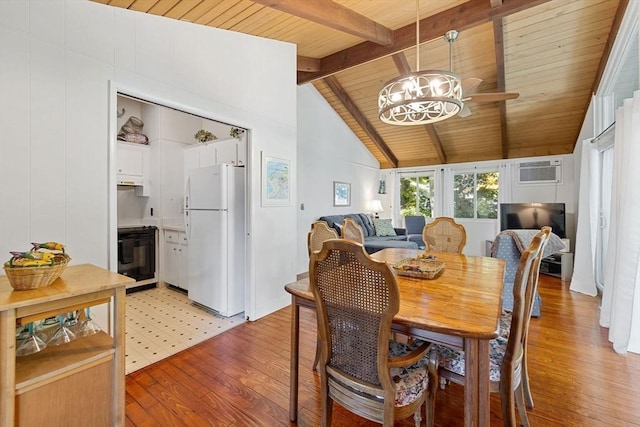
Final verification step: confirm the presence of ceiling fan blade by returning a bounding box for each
[467,92,520,103]
[458,104,472,118]
[462,77,482,95]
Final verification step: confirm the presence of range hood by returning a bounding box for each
[117,176,143,187]
[117,176,149,196]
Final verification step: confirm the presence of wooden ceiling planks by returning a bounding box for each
[95,0,623,168]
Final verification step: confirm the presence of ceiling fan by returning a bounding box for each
[445,30,520,118]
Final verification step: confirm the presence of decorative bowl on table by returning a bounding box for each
[393,257,444,279]
[3,242,70,291]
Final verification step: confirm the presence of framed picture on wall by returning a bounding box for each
[333,181,351,207]
[262,154,291,206]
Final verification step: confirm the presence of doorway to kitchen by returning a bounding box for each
[108,85,251,372]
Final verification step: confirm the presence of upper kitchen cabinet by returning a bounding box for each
[117,142,150,196]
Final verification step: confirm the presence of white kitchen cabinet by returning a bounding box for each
[117,143,146,177]
[216,138,238,165]
[117,142,150,196]
[163,230,188,291]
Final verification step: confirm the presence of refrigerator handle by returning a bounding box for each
[185,210,190,242]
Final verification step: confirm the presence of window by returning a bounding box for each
[399,174,434,217]
[453,171,499,219]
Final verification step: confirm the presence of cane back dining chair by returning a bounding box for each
[422,217,466,253]
[308,221,339,255]
[309,239,435,427]
[341,217,365,244]
[428,227,550,427]
[307,221,340,371]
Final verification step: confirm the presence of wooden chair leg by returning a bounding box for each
[522,351,534,409]
[515,384,531,427]
[312,338,320,371]
[425,351,439,427]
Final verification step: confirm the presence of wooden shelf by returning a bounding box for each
[16,331,114,393]
[0,264,131,427]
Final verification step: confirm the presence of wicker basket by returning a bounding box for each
[393,257,445,279]
[3,257,69,291]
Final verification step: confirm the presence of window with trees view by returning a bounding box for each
[399,174,434,217]
[453,171,499,219]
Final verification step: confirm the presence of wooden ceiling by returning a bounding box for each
[94,0,627,169]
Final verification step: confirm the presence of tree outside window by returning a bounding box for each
[453,171,499,219]
[400,175,434,217]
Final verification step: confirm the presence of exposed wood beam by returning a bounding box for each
[298,0,552,84]
[392,53,447,164]
[251,0,394,46]
[324,76,398,167]
[493,18,509,159]
[297,56,320,72]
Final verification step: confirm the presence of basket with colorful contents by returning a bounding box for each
[393,256,444,279]
[3,242,71,291]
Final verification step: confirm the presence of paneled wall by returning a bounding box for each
[0,0,297,320]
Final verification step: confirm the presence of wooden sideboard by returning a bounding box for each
[0,264,133,426]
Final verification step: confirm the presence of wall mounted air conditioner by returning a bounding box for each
[517,159,562,185]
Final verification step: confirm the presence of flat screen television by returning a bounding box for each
[499,202,566,238]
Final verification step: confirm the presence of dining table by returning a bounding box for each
[285,247,505,427]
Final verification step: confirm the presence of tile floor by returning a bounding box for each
[125,286,245,374]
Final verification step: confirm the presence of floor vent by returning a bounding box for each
[517,159,562,184]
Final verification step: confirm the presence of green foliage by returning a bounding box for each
[400,176,433,217]
[453,171,498,219]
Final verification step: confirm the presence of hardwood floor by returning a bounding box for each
[125,274,640,426]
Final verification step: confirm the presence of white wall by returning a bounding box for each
[296,84,380,274]
[0,0,297,321]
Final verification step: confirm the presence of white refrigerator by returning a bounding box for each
[185,164,245,317]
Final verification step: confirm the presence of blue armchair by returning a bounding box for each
[404,215,426,248]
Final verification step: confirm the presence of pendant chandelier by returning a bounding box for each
[378,1,463,126]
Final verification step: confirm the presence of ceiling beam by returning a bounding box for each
[297,56,321,72]
[251,0,394,46]
[324,76,398,167]
[298,0,552,84]
[493,18,509,159]
[392,52,447,164]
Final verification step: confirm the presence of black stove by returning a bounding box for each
[117,226,157,291]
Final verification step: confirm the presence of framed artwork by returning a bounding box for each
[262,154,291,206]
[333,181,351,207]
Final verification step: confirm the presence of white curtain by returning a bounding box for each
[570,139,599,296]
[498,163,513,204]
[439,168,454,217]
[600,91,640,354]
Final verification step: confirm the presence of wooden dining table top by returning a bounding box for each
[286,248,506,341]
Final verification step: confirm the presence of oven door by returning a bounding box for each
[118,232,156,281]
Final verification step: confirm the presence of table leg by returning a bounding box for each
[463,337,490,427]
[464,338,479,427]
[289,296,300,422]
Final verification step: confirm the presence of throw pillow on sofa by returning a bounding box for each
[373,218,396,237]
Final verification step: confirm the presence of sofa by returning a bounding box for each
[317,213,419,254]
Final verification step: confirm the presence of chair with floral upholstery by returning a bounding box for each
[310,239,435,427]
[427,227,550,427]
[422,217,466,253]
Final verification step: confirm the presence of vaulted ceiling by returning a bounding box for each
[94,0,627,169]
